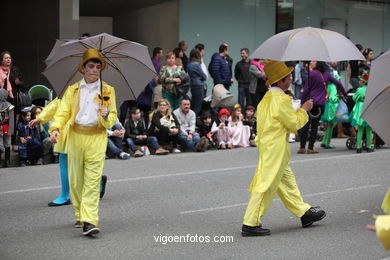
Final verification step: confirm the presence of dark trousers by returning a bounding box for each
[299,105,324,150]
[119,100,137,125]
[250,91,267,109]
[191,85,204,116]
[238,86,251,108]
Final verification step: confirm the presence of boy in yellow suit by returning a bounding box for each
[242,61,326,236]
[49,49,117,236]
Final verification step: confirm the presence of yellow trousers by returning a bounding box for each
[243,164,311,227]
[67,127,107,227]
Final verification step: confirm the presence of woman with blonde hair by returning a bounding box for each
[148,99,183,153]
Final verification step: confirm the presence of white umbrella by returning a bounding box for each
[43,33,156,105]
[250,27,365,62]
[45,39,73,66]
[361,49,390,145]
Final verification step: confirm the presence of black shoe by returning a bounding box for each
[48,199,71,207]
[301,207,326,228]
[241,224,271,236]
[82,222,100,236]
[356,148,362,153]
[74,221,82,228]
[366,148,374,153]
[100,175,107,199]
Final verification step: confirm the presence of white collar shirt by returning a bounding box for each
[75,78,100,126]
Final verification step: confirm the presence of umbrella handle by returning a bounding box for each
[309,107,322,118]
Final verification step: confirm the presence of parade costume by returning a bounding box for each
[0,89,14,167]
[38,98,106,206]
[36,98,71,206]
[210,109,232,149]
[349,71,373,152]
[375,188,390,250]
[242,61,325,236]
[50,49,117,234]
[320,72,341,148]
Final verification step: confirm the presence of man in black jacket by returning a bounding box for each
[234,48,251,107]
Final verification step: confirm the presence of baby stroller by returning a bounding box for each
[346,136,367,150]
[346,132,381,151]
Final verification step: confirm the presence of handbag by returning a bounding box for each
[174,73,190,97]
[17,91,31,108]
[335,99,349,122]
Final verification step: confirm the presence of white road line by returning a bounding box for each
[0,185,62,195]
[180,184,383,214]
[1,151,388,195]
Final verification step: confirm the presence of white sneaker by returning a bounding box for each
[172,148,181,153]
[288,138,295,143]
[119,152,130,160]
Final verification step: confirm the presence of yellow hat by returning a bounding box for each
[78,48,106,73]
[264,60,293,86]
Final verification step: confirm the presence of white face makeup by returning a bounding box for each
[82,61,102,83]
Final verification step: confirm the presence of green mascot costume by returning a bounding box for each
[320,71,342,149]
[349,70,373,153]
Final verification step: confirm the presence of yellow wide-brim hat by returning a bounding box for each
[264,60,293,86]
[78,48,106,73]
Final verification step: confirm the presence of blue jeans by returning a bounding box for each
[126,136,160,152]
[107,122,125,155]
[107,137,124,156]
[191,85,204,115]
[294,84,302,99]
[177,132,200,152]
[238,86,251,108]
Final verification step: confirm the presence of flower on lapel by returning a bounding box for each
[94,91,111,107]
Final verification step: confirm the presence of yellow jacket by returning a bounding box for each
[36,98,69,153]
[49,80,117,136]
[36,98,60,124]
[249,89,308,193]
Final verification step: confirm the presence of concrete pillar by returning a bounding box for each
[60,0,79,39]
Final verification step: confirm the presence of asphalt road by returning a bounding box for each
[1,139,389,260]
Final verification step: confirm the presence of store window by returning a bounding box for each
[276,0,294,33]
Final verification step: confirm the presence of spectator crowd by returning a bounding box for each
[0,40,385,167]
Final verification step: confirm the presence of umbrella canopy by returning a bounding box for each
[250,27,365,62]
[43,33,156,105]
[361,49,390,145]
[45,39,73,66]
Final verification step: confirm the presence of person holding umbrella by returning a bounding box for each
[49,48,117,236]
[241,61,326,236]
[299,61,347,154]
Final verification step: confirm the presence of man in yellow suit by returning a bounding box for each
[242,60,326,236]
[49,49,117,236]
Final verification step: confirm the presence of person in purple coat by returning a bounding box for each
[298,61,347,154]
